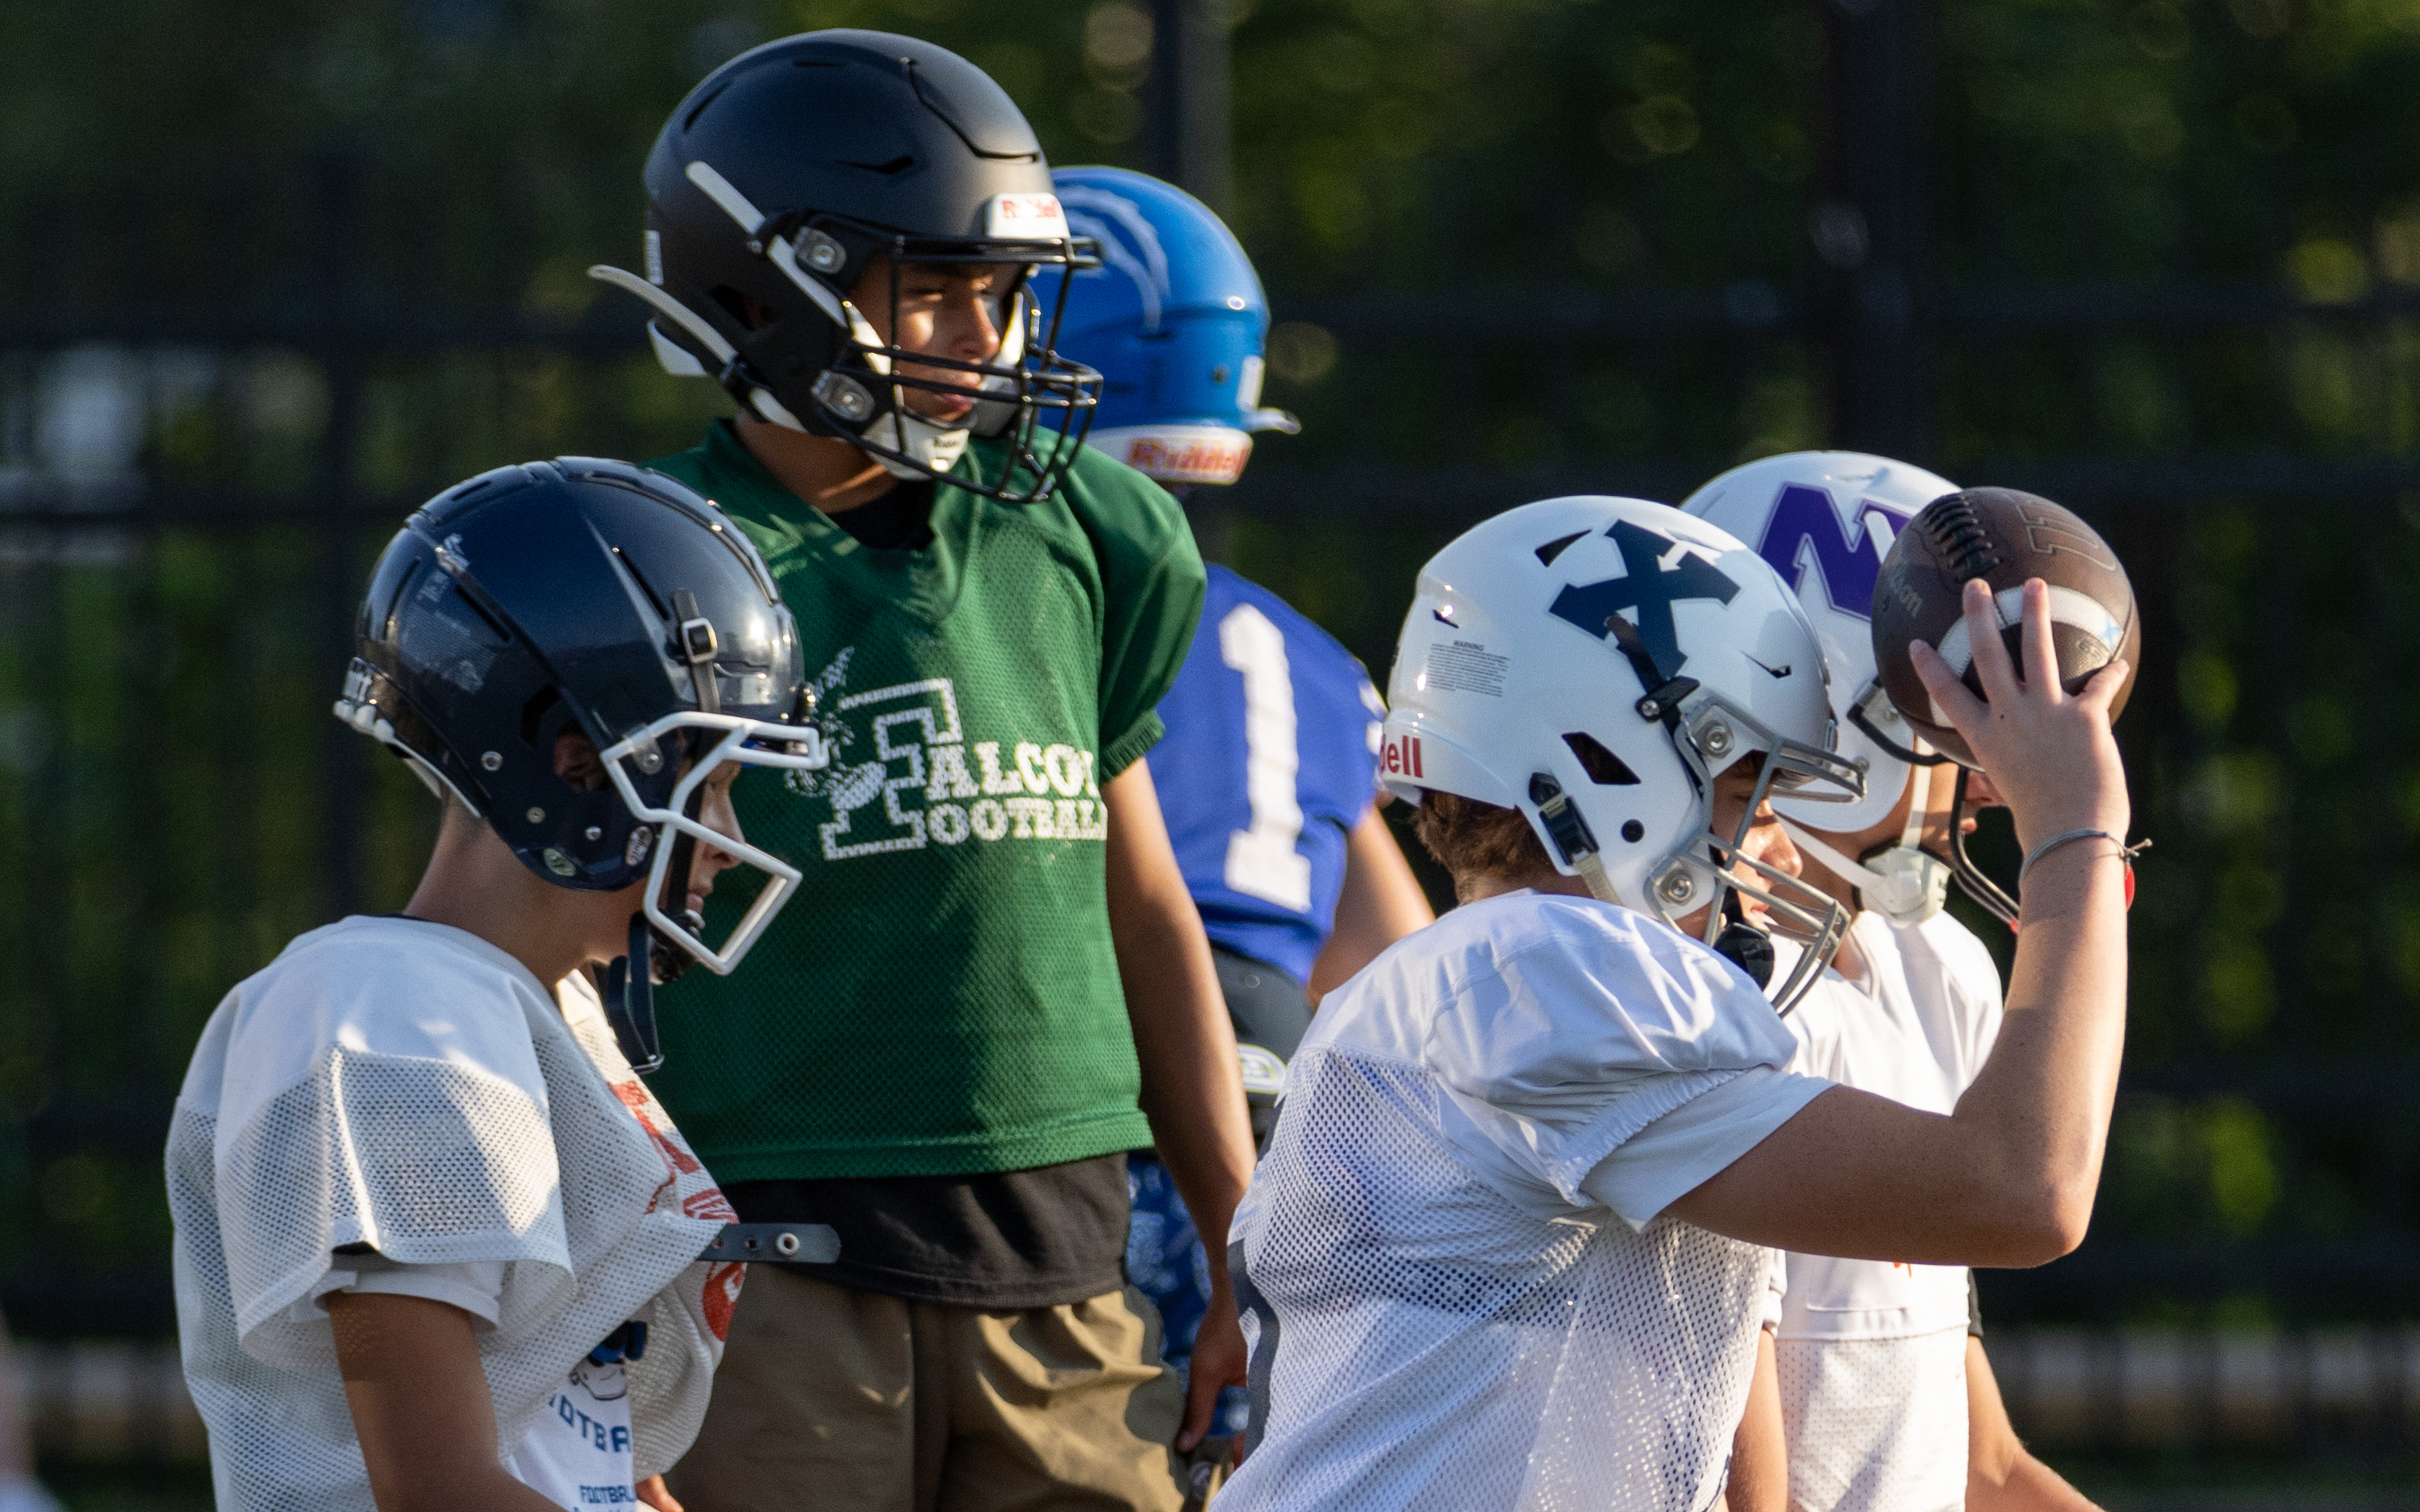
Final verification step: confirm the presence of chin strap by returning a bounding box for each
[1781,762,1953,928]
[1947,766,2022,928]
[603,913,662,1073]
[1529,773,1619,904]
[865,405,973,480]
[1711,889,1777,991]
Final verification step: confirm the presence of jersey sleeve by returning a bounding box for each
[209,940,575,1367]
[297,1254,510,1329]
[1576,1065,1833,1229]
[1061,451,1208,777]
[1422,914,1817,1215]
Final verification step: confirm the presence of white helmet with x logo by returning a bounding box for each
[1382,496,1864,1007]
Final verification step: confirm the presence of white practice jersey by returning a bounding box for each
[168,917,747,1512]
[1775,910,2005,1512]
[1222,890,1835,1512]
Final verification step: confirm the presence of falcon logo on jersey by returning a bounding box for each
[1754,484,1913,623]
[1549,519,1741,673]
[1379,731,1425,780]
[782,651,1108,860]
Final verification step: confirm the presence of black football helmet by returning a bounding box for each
[590,30,1101,503]
[339,458,825,1058]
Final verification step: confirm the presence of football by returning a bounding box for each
[1869,487,2141,767]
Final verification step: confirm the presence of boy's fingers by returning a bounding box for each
[2075,656,2130,716]
[1909,639,1988,737]
[1962,577,2024,706]
[1178,1377,1216,1451]
[2018,579,2063,706]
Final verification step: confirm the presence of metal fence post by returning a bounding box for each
[1811,0,1928,455]
[313,153,365,924]
[1146,0,1234,217]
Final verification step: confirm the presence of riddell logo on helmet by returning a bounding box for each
[1124,432,1250,484]
[987,193,1070,239]
[1380,732,1425,780]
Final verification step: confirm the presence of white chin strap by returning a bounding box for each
[1780,764,1950,928]
[866,406,972,478]
[843,303,978,479]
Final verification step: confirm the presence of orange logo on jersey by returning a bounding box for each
[702,1262,745,1341]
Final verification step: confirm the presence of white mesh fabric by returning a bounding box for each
[215,1048,570,1352]
[1767,910,2006,1512]
[1222,1043,1773,1512]
[169,918,741,1511]
[1775,1331,1968,1512]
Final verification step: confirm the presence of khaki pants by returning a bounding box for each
[668,1265,1188,1512]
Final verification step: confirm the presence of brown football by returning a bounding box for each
[1869,487,2140,767]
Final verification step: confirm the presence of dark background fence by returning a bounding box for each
[10,0,2420,1487]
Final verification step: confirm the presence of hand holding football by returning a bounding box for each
[1870,487,2140,768]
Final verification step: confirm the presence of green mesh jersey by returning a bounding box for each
[645,422,1205,1181]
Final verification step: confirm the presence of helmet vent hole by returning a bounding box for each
[682,79,735,132]
[1561,731,1641,786]
[1621,819,1646,843]
[519,686,561,748]
[1534,531,1588,567]
[608,545,671,620]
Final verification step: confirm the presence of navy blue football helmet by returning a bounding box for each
[1028,167,1297,487]
[339,458,825,1010]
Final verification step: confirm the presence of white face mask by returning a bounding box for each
[1781,762,1952,928]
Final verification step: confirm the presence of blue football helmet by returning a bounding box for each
[338,458,828,1065]
[1029,167,1297,487]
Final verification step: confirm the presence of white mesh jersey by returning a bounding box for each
[1774,909,2005,1512]
[1220,889,1835,1512]
[167,916,746,1512]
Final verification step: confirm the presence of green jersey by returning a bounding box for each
[645,423,1206,1181]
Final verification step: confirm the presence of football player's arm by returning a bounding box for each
[1670,580,2131,1266]
[1717,1327,1786,1512]
[1967,1336,2099,1511]
[1102,758,1257,1452]
[1307,805,1435,1002]
[327,1290,565,1512]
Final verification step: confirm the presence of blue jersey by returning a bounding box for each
[1147,566,1383,984]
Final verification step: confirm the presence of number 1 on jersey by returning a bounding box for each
[1220,603,1312,912]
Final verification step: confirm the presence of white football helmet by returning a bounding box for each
[1680,451,1980,927]
[1383,497,1863,1010]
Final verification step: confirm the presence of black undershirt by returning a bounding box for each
[741,950,1313,1310]
[728,1157,1133,1310]
[820,480,936,551]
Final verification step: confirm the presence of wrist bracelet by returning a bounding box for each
[2017,828,2151,893]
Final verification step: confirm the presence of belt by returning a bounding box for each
[698,1223,841,1264]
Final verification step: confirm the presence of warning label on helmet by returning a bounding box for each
[1425,640,1508,698]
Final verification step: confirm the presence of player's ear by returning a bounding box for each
[554,731,607,793]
